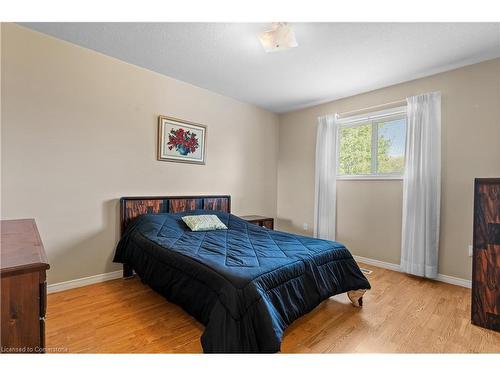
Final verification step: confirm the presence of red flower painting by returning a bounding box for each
[167,128,199,156]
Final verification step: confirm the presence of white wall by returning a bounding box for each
[277,58,500,280]
[3,22,499,284]
[1,23,279,284]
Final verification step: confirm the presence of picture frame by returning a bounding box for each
[157,115,207,165]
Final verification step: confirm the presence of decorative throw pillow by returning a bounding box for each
[182,215,228,231]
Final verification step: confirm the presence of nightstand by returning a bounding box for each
[240,215,274,230]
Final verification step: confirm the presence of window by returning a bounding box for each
[337,108,406,179]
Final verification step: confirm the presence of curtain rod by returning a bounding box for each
[337,98,407,119]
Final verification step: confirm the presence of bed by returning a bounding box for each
[113,195,370,353]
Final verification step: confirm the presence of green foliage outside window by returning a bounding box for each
[338,123,372,175]
[338,121,405,175]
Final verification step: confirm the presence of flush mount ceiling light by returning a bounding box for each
[258,22,298,53]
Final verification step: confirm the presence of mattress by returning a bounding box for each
[113,210,370,353]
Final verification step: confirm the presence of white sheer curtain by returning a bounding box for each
[401,92,441,278]
[314,114,338,241]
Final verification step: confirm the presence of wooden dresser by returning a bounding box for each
[1,219,50,353]
[472,178,499,332]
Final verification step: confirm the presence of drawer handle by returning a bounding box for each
[39,282,47,317]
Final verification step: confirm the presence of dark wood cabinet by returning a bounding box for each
[1,219,50,353]
[240,215,274,230]
[472,178,499,332]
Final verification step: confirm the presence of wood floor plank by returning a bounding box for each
[45,263,500,353]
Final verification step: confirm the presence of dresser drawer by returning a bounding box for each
[1,219,50,353]
[1,271,42,352]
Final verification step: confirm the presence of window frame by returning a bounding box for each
[336,106,407,180]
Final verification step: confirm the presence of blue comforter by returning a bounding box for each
[113,210,370,353]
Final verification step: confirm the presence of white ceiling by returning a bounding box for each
[20,23,500,113]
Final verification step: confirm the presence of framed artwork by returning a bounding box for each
[157,116,207,164]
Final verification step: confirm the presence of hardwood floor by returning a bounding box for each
[46,263,500,353]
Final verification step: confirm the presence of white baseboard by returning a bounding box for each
[48,270,123,294]
[353,255,401,272]
[353,255,472,289]
[434,274,472,288]
[47,255,471,294]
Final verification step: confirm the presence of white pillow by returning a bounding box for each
[182,215,228,231]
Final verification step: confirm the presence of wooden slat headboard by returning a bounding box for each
[120,195,231,233]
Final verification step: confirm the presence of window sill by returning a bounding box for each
[336,175,403,181]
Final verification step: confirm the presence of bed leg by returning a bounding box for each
[347,289,366,307]
[123,264,134,279]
